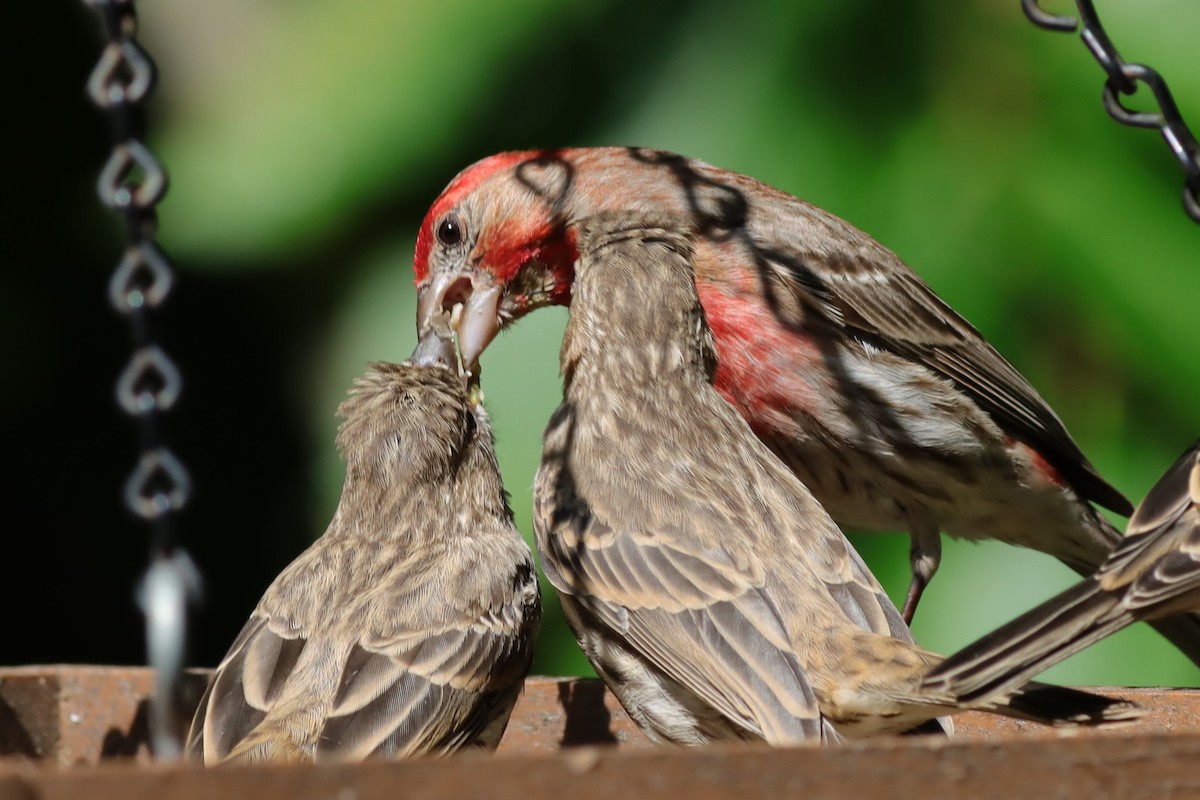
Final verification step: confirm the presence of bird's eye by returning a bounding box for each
[436,214,464,247]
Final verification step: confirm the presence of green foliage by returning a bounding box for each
[148,0,1199,683]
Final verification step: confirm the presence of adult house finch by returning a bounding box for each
[413,146,1200,663]
[186,327,541,764]
[925,440,1200,702]
[532,212,1139,745]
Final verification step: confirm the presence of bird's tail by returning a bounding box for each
[921,579,1133,705]
[910,585,1143,729]
[1060,511,1200,669]
[920,514,1193,722]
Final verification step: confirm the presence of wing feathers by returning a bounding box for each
[762,243,1131,515]
[537,484,827,742]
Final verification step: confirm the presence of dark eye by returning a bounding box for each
[436,213,463,247]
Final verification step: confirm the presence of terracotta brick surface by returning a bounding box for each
[0,667,1197,766]
[0,667,210,766]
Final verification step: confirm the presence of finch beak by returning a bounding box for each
[410,319,458,371]
[417,273,502,376]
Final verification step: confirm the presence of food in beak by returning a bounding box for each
[417,274,502,374]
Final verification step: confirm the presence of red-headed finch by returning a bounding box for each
[413,146,1200,664]
[925,440,1200,701]
[532,212,1140,745]
[186,326,540,764]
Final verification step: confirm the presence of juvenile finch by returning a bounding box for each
[925,440,1200,702]
[532,212,1139,746]
[413,146,1200,664]
[186,327,541,764]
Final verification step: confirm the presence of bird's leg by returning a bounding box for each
[901,513,942,625]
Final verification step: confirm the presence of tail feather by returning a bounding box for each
[1060,512,1200,670]
[923,580,1132,704]
[925,445,1200,714]
[928,514,1200,706]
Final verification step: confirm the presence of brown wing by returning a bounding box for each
[187,557,539,763]
[534,438,830,744]
[752,243,1131,516]
[588,150,1126,512]
[186,614,307,762]
[822,527,917,644]
[316,561,540,760]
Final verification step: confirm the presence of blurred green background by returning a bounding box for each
[9,0,1196,687]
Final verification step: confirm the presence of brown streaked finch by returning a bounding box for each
[186,325,541,764]
[532,211,1140,746]
[411,146,1200,665]
[925,439,1200,702]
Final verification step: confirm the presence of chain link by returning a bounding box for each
[82,0,201,761]
[1023,0,1200,224]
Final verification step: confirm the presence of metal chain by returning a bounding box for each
[82,0,202,761]
[1023,0,1200,223]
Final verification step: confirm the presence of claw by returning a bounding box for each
[900,575,927,626]
[903,514,941,626]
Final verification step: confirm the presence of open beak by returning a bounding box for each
[417,273,502,376]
